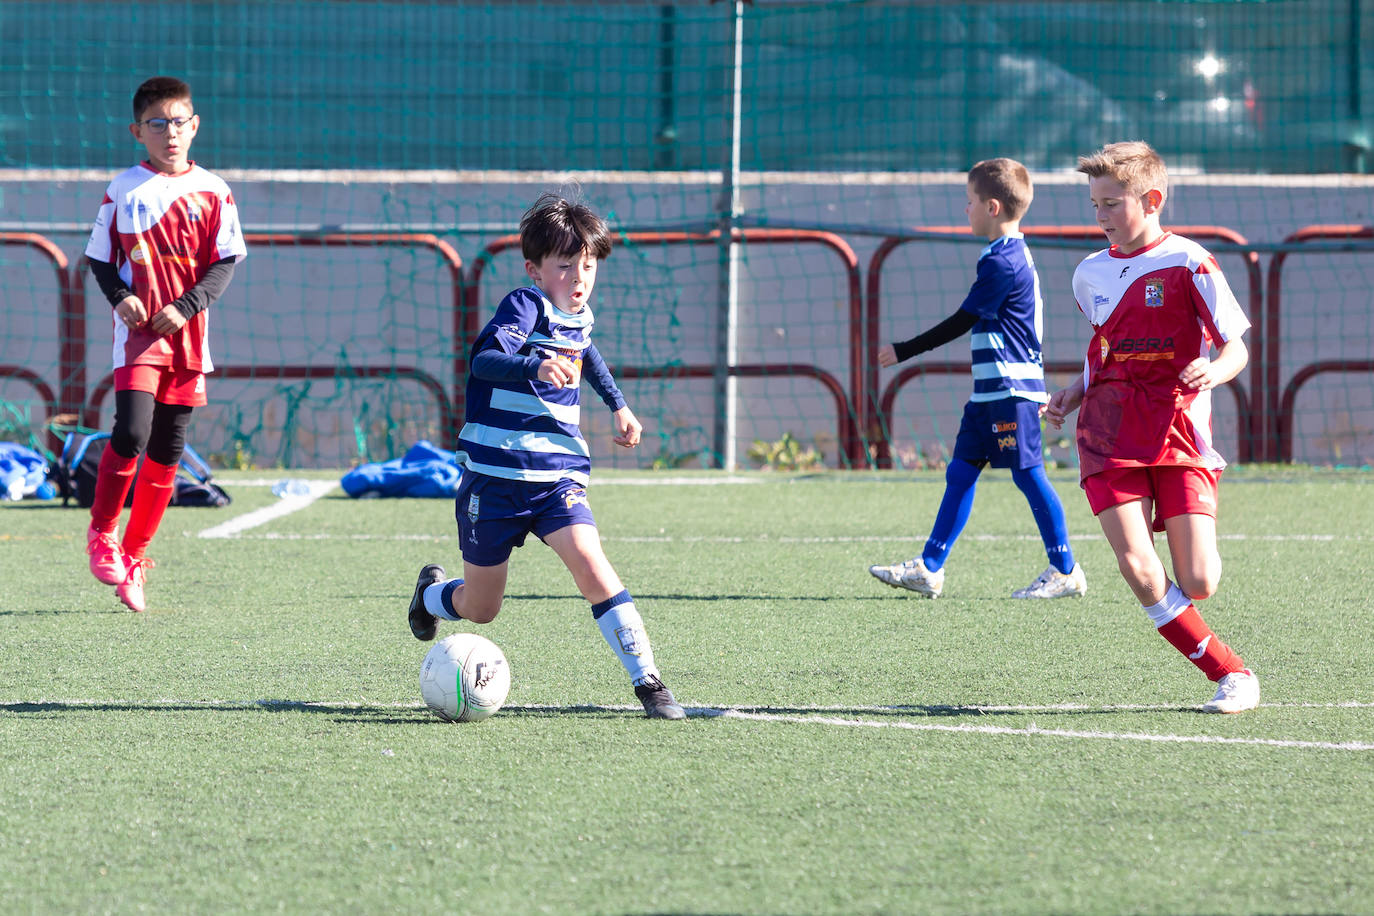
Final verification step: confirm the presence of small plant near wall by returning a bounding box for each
[746,433,826,471]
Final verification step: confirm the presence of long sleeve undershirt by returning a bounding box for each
[891,307,979,362]
[88,256,237,320]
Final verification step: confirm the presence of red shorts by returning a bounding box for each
[114,365,208,407]
[1084,465,1220,532]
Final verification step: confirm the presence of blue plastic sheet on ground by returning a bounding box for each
[340,440,462,499]
[0,442,55,500]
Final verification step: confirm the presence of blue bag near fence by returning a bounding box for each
[340,440,462,498]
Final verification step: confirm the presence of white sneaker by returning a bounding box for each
[1012,564,1087,599]
[868,558,944,598]
[1202,669,1260,713]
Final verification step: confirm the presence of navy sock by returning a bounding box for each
[922,458,980,572]
[1012,464,1075,575]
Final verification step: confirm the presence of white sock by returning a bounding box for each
[592,590,658,685]
[1142,582,1190,628]
[423,579,463,621]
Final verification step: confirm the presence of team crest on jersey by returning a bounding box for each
[1144,279,1165,308]
[1099,336,1110,363]
[186,200,203,222]
[129,241,150,265]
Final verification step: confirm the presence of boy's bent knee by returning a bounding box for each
[1177,573,1219,602]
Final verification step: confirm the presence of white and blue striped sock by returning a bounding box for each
[423,578,464,621]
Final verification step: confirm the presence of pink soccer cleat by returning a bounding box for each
[87,526,128,586]
[116,557,155,613]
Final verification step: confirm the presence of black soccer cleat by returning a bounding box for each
[634,674,687,720]
[408,564,445,641]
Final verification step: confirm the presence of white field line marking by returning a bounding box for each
[197,480,339,539]
[8,699,1371,751]
[703,709,1374,751]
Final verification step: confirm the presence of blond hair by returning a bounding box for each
[968,158,1033,221]
[1076,141,1168,199]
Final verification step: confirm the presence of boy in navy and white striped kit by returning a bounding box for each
[407,192,685,719]
[868,158,1086,600]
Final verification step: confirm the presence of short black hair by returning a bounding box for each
[520,192,613,263]
[132,76,193,122]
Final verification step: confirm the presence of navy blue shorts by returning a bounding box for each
[951,398,1046,470]
[454,473,597,566]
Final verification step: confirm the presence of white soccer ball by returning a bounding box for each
[419,633,511,722]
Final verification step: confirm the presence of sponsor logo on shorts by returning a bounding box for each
[996,434,1017,451]
[991,421,1017,433]
[564,487,589,510]
[467,494,480,525]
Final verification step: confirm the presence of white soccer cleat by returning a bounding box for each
[1201,668,1260,714]
[868,557,944,598]
[1012,564,1088,599]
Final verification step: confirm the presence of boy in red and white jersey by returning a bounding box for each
[83,76,246,611]
[1044,141,1259,713]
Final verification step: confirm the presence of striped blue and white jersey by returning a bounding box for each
[457,286,625,485]
[960,233,1048,404]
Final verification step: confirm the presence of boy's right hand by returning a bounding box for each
[537,356,579,389]
[877,344,898,368]
[115,295,148,330]
[1042,383,1083,430]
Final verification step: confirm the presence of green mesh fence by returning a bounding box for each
[2,1,1372,470]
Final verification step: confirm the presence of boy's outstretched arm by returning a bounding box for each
[582,343,639,447]
[1042,373,1085,430]
[879,308,978,367]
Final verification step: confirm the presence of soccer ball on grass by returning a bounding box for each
[419,632,511,722]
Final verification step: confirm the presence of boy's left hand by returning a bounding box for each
[1178,357,1220,391]
[148,305,189,337]
[612,406,642,449]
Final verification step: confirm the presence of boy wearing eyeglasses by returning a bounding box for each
[83,76,246,612]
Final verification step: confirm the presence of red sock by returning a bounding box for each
[1157,604,1245,681]
[89,446,139,533]
[122,458,178,559]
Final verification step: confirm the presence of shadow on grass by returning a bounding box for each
[1,699,1202,721]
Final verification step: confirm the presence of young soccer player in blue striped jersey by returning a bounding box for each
[407,192,685,719]
[868,158,1086,600]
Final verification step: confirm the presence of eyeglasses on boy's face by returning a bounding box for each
[136,116,195,135]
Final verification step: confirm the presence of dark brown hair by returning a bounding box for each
[132,76,193,122]
[520,192,613,263]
